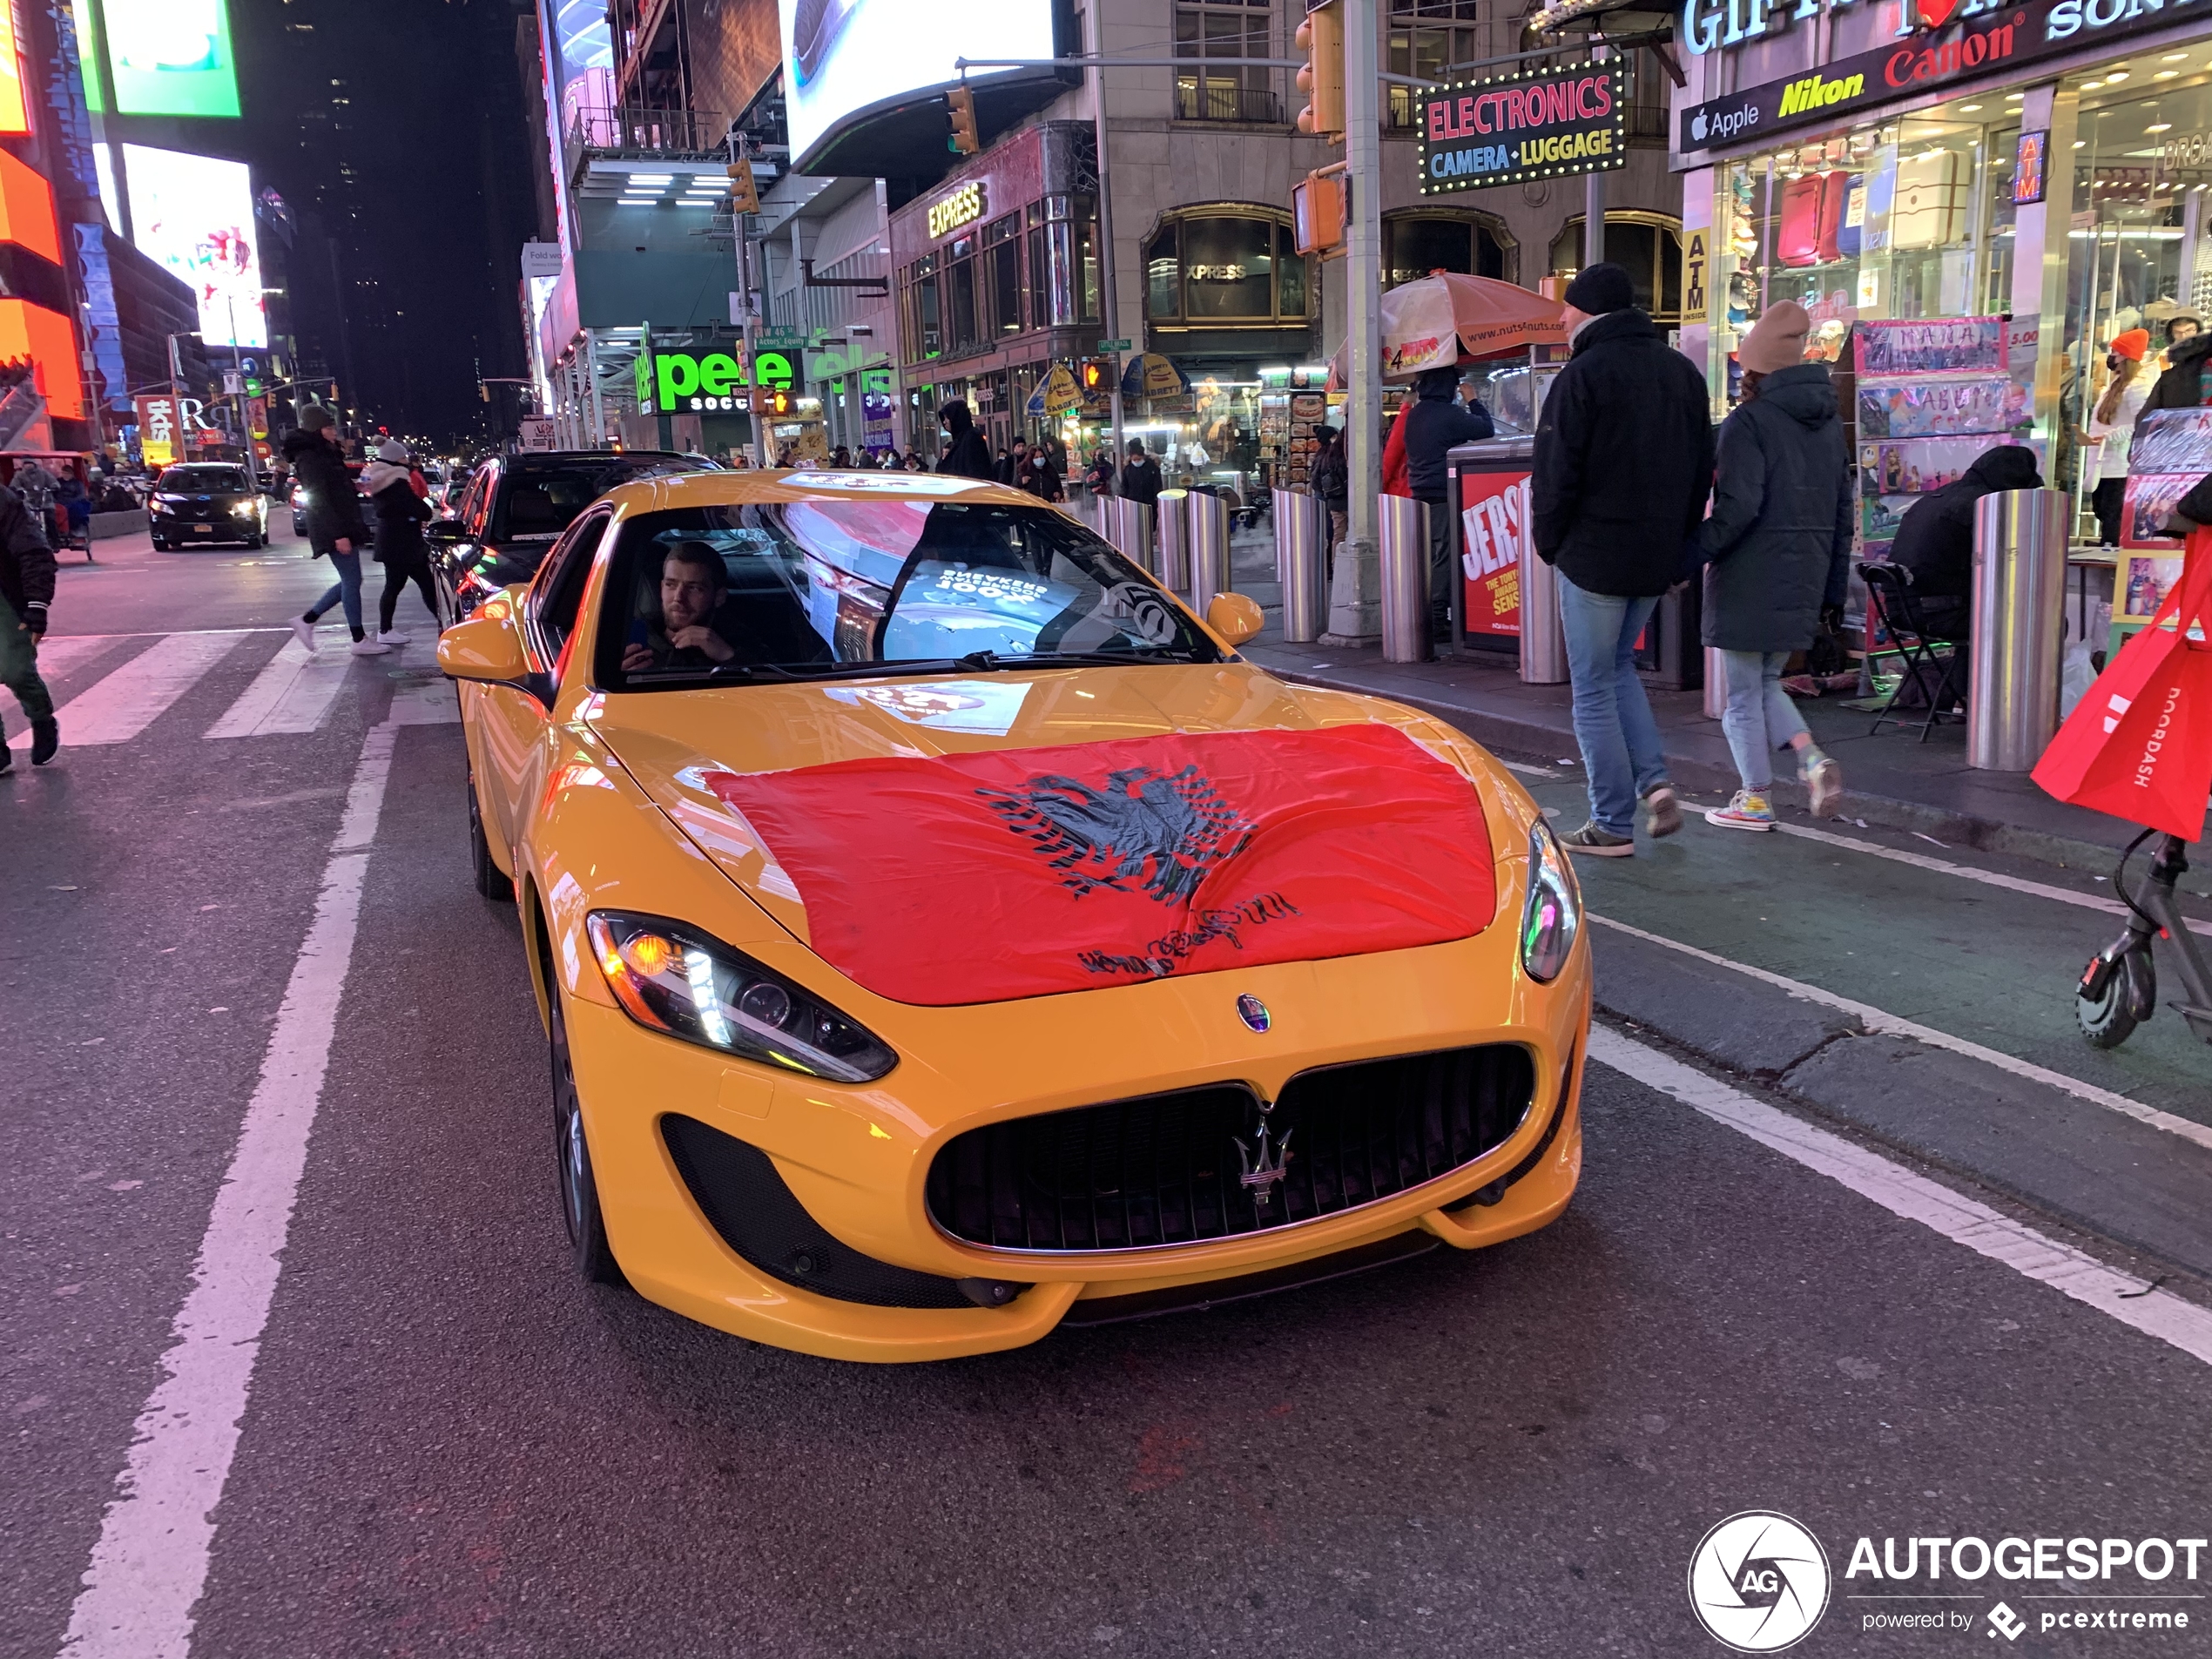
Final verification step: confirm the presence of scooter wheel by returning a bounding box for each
[2077,948,2148,1049]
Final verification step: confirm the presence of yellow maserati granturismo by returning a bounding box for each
[438,467,1589,1362]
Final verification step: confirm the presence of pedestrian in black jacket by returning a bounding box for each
[1696,301,1851,832]
[1120,439,1162,506]
[1309,426,1349,569]
[1889,442,2042,644]
[2141,327,2212,415]
[362,440,437,647]
[284,408,384,656]
[0,459,57,772]
[934,401,995,481]
[1400,366,1494,633]
[1530,261,1715,856]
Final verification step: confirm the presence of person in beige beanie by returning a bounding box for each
[1699,300,1851,829]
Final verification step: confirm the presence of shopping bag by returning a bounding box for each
[2032,533,2212,841]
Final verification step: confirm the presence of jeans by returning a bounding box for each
[307,547,365,637]
[1557,573,1667,836]
[1717,649,1810,792]
[0,590,52,724]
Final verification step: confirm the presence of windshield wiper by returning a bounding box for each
[972,648,1216,668]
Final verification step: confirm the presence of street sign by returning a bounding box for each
[517,416,557,452]
[222,372,243,395]
[1096,339,1131,353]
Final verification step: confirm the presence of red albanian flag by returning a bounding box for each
[699,722,1497,1006]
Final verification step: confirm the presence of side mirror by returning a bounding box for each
[437,604,530,685]
[426,518,467,544]
[1206,591,1264,649]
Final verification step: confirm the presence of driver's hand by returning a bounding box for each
[668,624,734,663]
[621,642,655,671]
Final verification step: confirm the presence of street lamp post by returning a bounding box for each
[1329,0,1384,642]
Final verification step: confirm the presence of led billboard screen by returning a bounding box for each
[0,9,30,134]
[122,145,266,348]
[779,0,1055,170]
[93,0,242,118]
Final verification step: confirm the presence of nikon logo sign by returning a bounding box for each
[636,348,794,415]
[1777,70,1866,115]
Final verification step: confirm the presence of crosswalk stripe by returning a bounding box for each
[387,676,460,726]
[51,631,249,745]
[2,637,120,741]
[205,630,356,739]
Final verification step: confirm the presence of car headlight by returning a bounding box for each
[584,910,896,1082]
[231,501,259,518]
[1519,818,1581,983]
[150,497,175,513]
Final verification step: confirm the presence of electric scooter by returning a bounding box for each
[2075,828,2212,1049]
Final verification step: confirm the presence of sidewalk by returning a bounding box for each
[1219,532,2188,869]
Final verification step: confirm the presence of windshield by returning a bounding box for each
[495,456,697,540]
[159,468,251,492]
[595,498,1219,689]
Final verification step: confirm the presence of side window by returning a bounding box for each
[462,465,495,538]
[531,508,612,661]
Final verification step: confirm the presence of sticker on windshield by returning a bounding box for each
[783,471,988,496]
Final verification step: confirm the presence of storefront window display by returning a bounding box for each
[1384,211,1513,287]
[898,196,1098,368]
[1143,210,1310,323]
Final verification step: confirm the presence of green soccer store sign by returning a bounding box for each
[637,348,795,415]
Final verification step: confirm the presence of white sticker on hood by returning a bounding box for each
[823,678,1035,736]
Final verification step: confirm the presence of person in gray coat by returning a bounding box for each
[1698,300,1852,831]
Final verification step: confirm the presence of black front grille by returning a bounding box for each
[927,1045,1538,1253]
[663,1115,976,1310]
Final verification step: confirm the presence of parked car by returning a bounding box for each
[149,462,267,550]
[428,450,710,624]
[289,461,365,536]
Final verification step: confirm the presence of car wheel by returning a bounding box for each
[549,981,624,1285]
[467,769,514,901]
[245,532,265,550]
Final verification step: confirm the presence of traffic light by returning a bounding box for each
[1291,170,1346,256]
[726,161,759,216]
[1294,1,1345,140]
[947,84,980,155]
[752,388,793,416]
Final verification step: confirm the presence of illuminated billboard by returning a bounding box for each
[0,9,30,134]
[121,145,266,348]
[779,0,1055,171]
[76,0,242,118]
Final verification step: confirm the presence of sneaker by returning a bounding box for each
[1558,821,1636,857]
[290,616,318,652]
[1705,790,1777,832]
[349,636,392,657]
[1804,754,1843,818]
[30,718,57,765]
[377,628,412,647]
[1642,785,1683,839]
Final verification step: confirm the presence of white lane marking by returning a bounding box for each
[1501,759,1560,779]
[203,630,355,738]
[1589,1026,2212,1367]
[2,638,121,740]
[51,632,248,745]
[27,628,290,641]
[1589,912,2212,1151]
[57,718,401,1659]
[1680,800,2211,941]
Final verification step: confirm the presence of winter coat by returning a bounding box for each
[1119,455,1162,506]
[2141,332,2212,416]
[1381,404,1411,498]
[1531,307,1716,597]
[1698,363,1853,653]
[1888,443,2043,638]
[362,462,431,569]
[281,427,368,550]
[1309,442,1348,511]
[934,407,995,481]
[0,482,55,630]
[1021,456,1062,502]
[1400,371,1494,502]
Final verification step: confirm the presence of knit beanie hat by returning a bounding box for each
[1740,300,1812,374]
[2110,327,2150,361]
[1561,261,1634,316]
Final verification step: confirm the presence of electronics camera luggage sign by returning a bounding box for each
[1420,64,1626,194]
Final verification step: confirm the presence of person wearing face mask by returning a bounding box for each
[2085,329,2153,548]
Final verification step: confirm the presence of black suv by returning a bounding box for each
[429,450,711,623]
[150,463,268,550]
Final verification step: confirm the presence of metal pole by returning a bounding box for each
[1089,7,1126,484]
[1329,0,1383,642]
[1583,44,1606,273]
[1968,488,2069,772]
[584,327,605,448]
[732,133,762,466]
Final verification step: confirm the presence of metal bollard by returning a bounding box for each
[1377,495,1431,664]
[1103,498,1155,573]
[1517,529,1568,685]
[1969,487,2070,772]
[1272,487,1325,643]
[1187,490,1230,615]
[1156,489,1190,593]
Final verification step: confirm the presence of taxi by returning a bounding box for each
[437,468,1590,1362]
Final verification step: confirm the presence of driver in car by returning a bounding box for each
[623,541,738,671]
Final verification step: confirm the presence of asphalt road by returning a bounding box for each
[8,529,2212,1659]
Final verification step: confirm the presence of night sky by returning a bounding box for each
[231,0,540,446]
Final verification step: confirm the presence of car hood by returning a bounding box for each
[589,664,1509,1006]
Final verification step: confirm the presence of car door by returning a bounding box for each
[473,505,615,860]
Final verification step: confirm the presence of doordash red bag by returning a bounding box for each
[2032,534,2212,841]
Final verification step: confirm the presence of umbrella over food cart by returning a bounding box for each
[1327,273,1568,388]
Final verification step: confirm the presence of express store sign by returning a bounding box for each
[1682,0,2212,151]
[1420,64,1627,192]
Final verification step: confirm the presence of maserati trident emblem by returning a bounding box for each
[1235,1115,1292,1211]
[1235,993,1271,1033]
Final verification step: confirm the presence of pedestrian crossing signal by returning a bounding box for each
[753,388,793,415]
[948,84,980,155]
[726,162,759,216]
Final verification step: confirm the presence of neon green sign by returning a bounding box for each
[637,349,795,414]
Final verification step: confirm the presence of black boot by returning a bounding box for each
[30,717,57,765]
[0,741,12,775]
